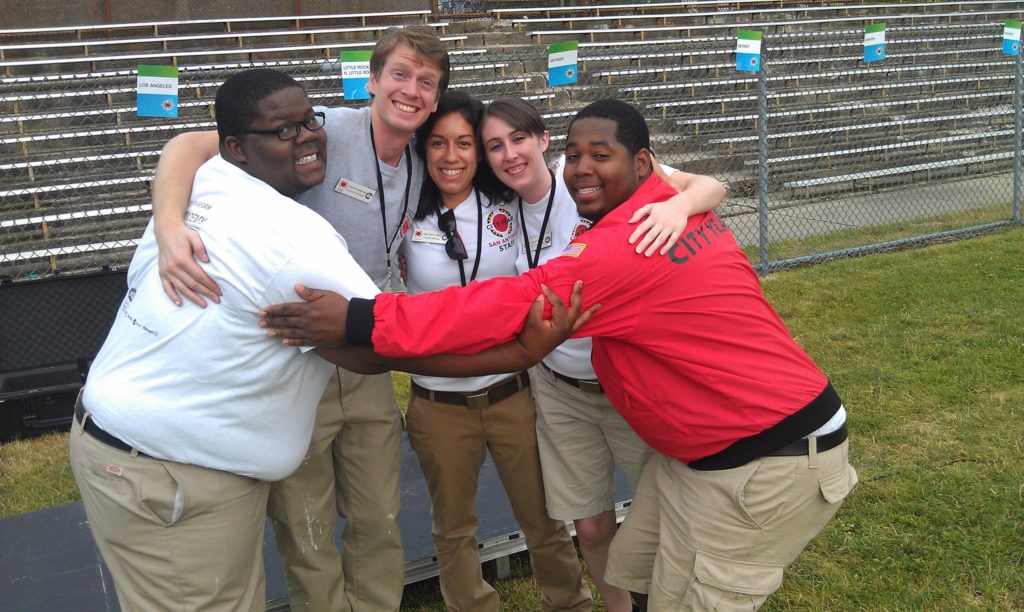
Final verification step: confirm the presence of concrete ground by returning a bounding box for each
[720,172,1017,248]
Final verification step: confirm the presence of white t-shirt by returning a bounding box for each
[402,190,520,392]
[83,156,380,481]
[514,158,599,380]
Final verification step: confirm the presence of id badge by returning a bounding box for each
[335,178,376,202]
[410,228,448,244]
[523,233,552,253]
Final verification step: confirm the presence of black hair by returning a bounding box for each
[413,91,513,220]
[566,98,651,155]
[215,69,304,144]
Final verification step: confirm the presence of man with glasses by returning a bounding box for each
[70,68,383,611]
[148,26,449,610]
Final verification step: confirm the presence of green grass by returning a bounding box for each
[758,226,1024,610]
[0,432,77,517]
[2,226,1022,610]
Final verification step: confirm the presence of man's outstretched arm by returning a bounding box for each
[260,283,353,347]
[314,283,598,374]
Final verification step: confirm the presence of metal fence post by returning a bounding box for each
[757,54,771,273]
[1014,50,1022,224]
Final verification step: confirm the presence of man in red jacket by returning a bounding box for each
[262,99,858,610]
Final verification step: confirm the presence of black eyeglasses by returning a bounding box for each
[238,112,326,141]
[438,209,468,261]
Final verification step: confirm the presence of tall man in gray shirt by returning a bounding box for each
[149,25,449,611]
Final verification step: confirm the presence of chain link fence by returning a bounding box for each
[1,4,1022,284]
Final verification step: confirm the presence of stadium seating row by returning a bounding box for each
[1,1,1021,279]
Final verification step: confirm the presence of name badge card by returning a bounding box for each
[522,233,553,254]
[411,228,448,244]
[341,50,372,100]
[335,178,375,202]
[864,23,886,63]
[137,65,178,118]
[736,30,762,72]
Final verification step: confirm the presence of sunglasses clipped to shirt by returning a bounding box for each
[437,209,469,261]
[238,112,326,141]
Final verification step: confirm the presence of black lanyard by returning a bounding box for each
[368,122,413,282]
[517,169,556,270]
[439,189,484,287]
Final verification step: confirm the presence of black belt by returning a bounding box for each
[411,372,530,409]
[74,398,151,459]
[764,422,848,457]
[541,363,604,395]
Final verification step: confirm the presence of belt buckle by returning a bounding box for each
[465,392,490,409]
[578,380,603,394]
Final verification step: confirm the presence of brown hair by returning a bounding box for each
[370,25,451,97]
[481,96,547,138]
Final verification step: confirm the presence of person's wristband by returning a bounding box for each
[346,297,376,346]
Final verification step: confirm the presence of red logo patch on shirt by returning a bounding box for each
[572,218,592,239]
[487,208,514,237]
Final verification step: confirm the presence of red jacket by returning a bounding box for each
[371,174,833,464]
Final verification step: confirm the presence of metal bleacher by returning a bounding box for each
[519,2,1020,204]
[0,11,478,279]
[4,1,1021,281]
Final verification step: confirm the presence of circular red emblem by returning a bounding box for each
[491,212,509,233]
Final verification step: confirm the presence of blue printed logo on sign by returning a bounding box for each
[549,66,577,86]
[864,44,886,62]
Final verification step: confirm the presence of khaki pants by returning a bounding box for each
[406,385,592,612]
[70,413,269,612]
[606,441,857,610]
[267,368,403,612]
[530,364,652,521]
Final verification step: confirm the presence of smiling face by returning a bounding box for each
[368,43,442,138]
[425,111,478,209]
[481,115,550,203]
[225,86,327,197]
[563,116,651,221]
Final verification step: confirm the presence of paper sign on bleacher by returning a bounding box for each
[736,31,762,72]
[341,50,372,100]
[864,23,886,63]
[137,65,178,118]
[548,41,578,86]
[1003,20,1021,56]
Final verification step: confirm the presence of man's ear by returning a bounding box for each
[635,147,653,179]
[367,71,379,97]
[223,136,248,166]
